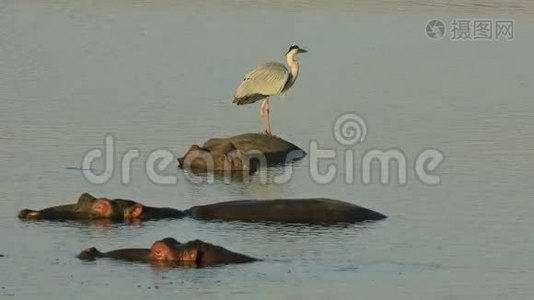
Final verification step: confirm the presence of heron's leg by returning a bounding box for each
[260,97,271,135]
[259,99,266,133]
[265,97,272,135]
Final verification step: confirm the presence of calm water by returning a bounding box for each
[1,0,534,299]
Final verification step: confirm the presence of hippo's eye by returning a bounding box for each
[182,250,197,262]
[93,201,111,213]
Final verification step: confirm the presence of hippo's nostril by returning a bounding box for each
[18,210,40,219]
[153,248,166,260]
[18,209,30,218]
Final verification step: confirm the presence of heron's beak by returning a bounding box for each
[298,48,308,53]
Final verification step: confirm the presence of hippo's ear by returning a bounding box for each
[126,203,143,219]
[78,193,96,203]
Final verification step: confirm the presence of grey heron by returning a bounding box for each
[233,45,308,135]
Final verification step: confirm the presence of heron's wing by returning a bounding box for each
[233,62,289,104]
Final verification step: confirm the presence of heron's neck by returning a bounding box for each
[286,53,299,88]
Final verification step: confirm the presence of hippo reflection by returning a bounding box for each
[78,237,257,267]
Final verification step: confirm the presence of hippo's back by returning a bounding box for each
[203,133,306,163]
[187,198,386,224]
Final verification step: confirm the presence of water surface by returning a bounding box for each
[1,0,533,299]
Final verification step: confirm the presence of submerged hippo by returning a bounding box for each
[18,193,185,221]
[178,133,306,172]
[78,237,257,267]
[19,193,386,224]
[187,198,386,224]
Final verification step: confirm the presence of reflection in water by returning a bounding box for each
[149,260,199,272]
[182,161,306,186]
[192,218,376,238]
[148,260,250,271]
[183,168,256,183]
[19,218,146,231]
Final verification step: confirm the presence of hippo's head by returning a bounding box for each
[149,237,198,262]
[77,247,103,260]
[178,143,254,173]
[177,145,208,168]
[18,193,99,219]
[18,209,40,219]
[88,198,144,220]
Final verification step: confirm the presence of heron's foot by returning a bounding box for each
[260,130,278,137]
